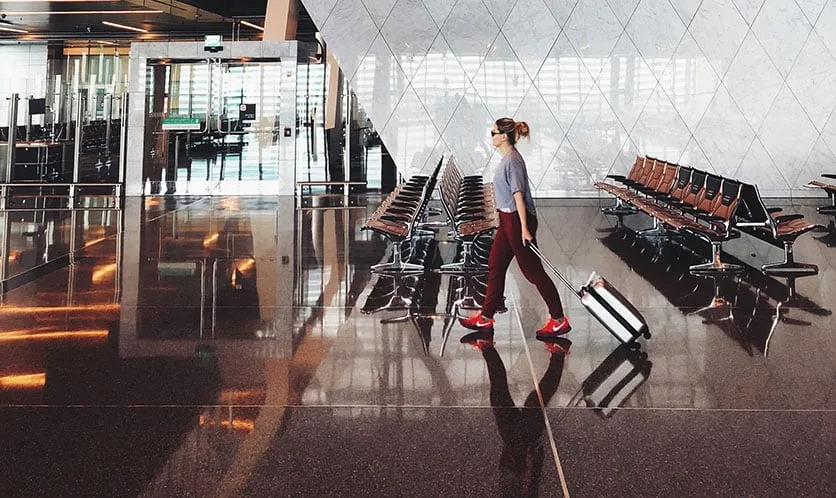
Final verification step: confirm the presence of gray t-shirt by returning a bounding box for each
[493,148,536,215]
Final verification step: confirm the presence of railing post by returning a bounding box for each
[73,90,84,184]
[105,94,113,155]
[5,93,19,183]
[118,93,128,184]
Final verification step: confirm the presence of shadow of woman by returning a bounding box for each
[481,339,570,497]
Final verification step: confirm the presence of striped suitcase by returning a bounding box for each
[528,243,651,343]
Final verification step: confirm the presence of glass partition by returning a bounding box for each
[142,58,284,195]
[0,50,127,187]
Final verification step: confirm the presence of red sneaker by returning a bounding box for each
[535,316,571,340]
[459,314,495,330]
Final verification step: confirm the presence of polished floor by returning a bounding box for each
[1,195,835,497]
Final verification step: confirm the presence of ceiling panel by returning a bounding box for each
[0,0,266,40]
[178,0,268,18]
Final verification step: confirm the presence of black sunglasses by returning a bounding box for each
[490,130,503,136]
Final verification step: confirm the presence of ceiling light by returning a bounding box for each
[0,26,29,33]
[5,10,162,15]
[239,20,264,31]
[102,20,147,33]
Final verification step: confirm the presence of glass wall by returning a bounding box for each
[142,59,284,195]
[54,50,129,125]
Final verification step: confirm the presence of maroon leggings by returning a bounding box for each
[481,211,564,319]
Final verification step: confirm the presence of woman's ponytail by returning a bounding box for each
[515,121,530,141]
[496,117,531,145]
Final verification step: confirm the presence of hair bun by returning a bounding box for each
[515,120,530,139]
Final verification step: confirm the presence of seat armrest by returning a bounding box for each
[773,213,804,223]
[766,207,783,213]
[822,173,836,180]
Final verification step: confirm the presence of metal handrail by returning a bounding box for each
[0,182,123,210]
[0,182,122,188]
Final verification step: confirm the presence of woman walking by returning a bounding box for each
[459,118,571,342]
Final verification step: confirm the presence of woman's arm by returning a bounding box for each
[514,191,533,245]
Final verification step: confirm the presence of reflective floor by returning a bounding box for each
[1,195,835,496]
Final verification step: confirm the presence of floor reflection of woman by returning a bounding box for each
[480,339,570,497]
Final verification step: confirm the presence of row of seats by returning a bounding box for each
[360,155,499,352]
[735,182,822,277]
[595,156,821,278]
[362,157,443,274]
[436,156,498,273]
[76,120,120,155]
[0,126,28,142]
[804,174,836,214]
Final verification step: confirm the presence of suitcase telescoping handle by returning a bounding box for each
[526,242,582,300]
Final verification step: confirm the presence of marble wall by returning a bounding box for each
[305,0,836,197]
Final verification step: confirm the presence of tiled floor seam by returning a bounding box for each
[3,405,836,412]
[512,300,572,498]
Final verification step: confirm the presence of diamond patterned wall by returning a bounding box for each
[306,0,836,197]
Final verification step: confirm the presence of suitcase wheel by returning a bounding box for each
[643,331,652,339]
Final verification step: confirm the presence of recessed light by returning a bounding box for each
[239,20,264,31]
[0,25,29,33]
[102,20,147,33]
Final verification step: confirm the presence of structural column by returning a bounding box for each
[264,0,297,41]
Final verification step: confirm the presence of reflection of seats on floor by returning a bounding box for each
[361,237,445,356]
[361,236,437,313]
[686,270,741,325]
[438,272,509,357]
[600,227,831,357]
[812,218,836,247]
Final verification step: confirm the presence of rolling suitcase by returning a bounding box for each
[528,243,651,343]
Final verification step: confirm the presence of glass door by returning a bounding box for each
[143,59,283,196]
